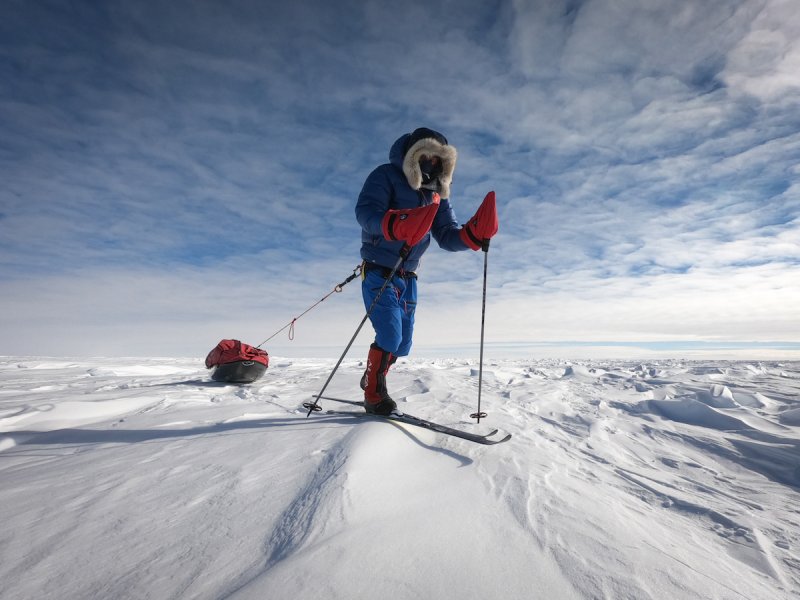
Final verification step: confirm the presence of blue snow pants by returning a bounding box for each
[362,268,417,357]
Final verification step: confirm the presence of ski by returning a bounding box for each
[326,410,511,445]
[310,397,511,445]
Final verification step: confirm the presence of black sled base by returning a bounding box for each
[211,360,267,384]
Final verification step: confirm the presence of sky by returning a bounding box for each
[1,0,799,359]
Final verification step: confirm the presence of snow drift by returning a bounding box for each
[1,356,798,599]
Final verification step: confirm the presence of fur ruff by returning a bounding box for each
[402,137,457,198]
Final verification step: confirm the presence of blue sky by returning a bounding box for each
[1,0,799,359]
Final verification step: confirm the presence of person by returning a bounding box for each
[355,127,498,414]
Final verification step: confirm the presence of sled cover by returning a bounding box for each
[205,339,269,369]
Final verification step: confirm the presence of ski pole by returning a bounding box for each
[470,239,490,423]
[303,246,410,417]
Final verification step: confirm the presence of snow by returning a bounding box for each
[1,355,799,599]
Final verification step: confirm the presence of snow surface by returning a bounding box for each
[1,356,799,600]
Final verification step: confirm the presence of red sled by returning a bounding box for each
[205,339,269,384]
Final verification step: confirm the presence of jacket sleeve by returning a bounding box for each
[355,167,393,236]
[431,197,470,252]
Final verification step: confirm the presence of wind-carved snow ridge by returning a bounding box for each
[262,435,352,570]
[1,356,799,599]
[467,358,800,599]
[614,467,788,586]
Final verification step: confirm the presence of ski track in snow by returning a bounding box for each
[0,355,799,599]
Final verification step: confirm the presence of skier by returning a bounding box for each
[355,127,498,414]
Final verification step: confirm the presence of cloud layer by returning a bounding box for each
[1,0,798,358]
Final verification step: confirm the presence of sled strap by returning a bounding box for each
[256,264,363,348]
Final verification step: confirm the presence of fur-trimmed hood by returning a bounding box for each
[389,130,457,198]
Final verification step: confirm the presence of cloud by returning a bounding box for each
[723,0,800,100]
[0,0,798,357]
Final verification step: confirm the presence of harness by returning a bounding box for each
[362,260,418,280]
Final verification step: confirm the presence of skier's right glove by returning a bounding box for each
[381,193,440,248]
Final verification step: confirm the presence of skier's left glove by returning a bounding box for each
[460,191,498,250]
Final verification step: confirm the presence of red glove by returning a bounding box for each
[382,193,440,247]
[460,191,498,250]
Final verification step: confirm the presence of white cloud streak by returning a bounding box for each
[1,0,798,357]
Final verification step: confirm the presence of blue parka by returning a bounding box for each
[355,133,469,272]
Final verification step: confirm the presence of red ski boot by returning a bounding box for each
[361,343,397,415]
